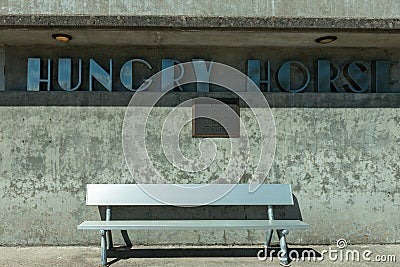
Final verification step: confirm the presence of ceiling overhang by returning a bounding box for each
[1,15,400,47]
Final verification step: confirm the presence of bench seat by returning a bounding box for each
[78,219,310,231]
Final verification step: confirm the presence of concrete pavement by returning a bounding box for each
[0,244,398,267]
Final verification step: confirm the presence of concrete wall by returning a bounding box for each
[1,0,400,18]
[1,105,399,245]
[1,45,400,246]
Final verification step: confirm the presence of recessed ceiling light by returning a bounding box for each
[315,36,337,44]
[52,33,72,42]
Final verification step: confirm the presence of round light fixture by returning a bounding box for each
[315,36,337,44]
[52,33,72,42]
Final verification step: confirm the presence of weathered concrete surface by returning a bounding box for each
[0,106,400,245]
[2,0,400,19]
[0,245,399,267]
[2,15,400,31]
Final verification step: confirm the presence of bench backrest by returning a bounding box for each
[86,184,293,206]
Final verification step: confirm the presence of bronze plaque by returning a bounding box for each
[192,98,240,138]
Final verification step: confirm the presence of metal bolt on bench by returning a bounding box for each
[78,184,310,266]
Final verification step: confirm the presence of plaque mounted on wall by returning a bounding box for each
[192,98,240,138]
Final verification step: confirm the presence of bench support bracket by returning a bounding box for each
[265,205,275,248]
[106,206,114,251]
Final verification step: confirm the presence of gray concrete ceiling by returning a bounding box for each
[0,29,399,48]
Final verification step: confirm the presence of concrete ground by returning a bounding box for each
[0,244,398,267]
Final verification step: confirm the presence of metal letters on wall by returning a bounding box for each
[58,58,82,91]
[0,48,4,91]
[24,57,400,93]
[120,59,152,91]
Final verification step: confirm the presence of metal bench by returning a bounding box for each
[78,184,310,266]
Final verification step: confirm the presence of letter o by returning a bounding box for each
[277,60,310,93]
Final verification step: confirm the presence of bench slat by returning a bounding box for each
[78,220,309,230]
[86,184,294,206]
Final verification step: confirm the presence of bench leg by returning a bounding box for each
[121,230,133,248]
[277,229,290,267]
[265,229,273,247]
[100,230,108,266]
[106,230,114,250]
